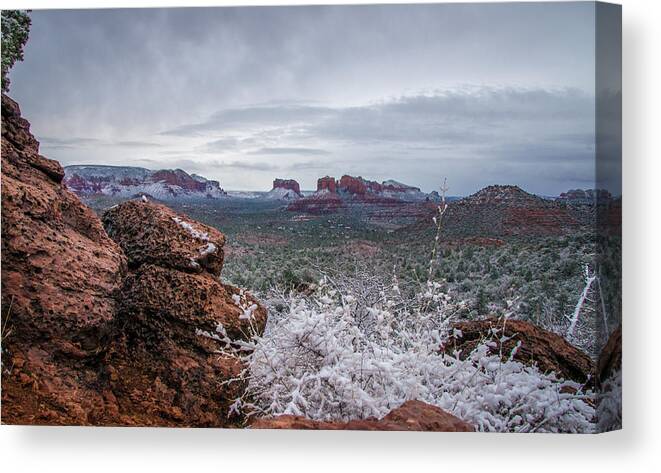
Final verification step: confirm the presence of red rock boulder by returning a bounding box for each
[102,199,267,427]
[103,200,225,275]
[445,318,594,385]
[1,94,267,427]
[251,400,474,432]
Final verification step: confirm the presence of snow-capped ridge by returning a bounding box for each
[64,164,227,201]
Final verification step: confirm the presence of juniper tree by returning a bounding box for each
[1,10,31,93]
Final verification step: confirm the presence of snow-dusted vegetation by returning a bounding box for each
[203,196,598,433]
[212,274,594,433]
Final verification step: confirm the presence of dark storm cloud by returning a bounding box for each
[8,3,599,194]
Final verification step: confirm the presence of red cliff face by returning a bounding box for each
[290,174,433,224]
[150,169,207,193]
[317,176,337,193]
[338,175,383,195]
[273,178,301,196]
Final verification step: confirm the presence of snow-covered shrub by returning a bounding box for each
[205,190,596,433]
[208,275,594,433]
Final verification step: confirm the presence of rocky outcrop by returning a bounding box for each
[316,176,336,193]
[338,175,383,195]
[272,178,301,196]
[445,318,594,385]
[251,400,474,432]
[101,199,265,426]
[1,95,128,424]
[102,200,266,426]
[1,94,265,426]
[288,175,434,223]
[102,200,267,342]
[103,200,226,275]
[64,165,227,201]
[266,178,303,200]
[558,189,612,205]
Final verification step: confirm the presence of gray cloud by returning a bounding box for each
[248,147,331,156]
[39,136,102,149]
[8,3,602,194]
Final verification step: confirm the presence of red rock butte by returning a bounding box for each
[272,178,302,196]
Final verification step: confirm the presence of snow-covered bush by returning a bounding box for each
[204,190,596,433]
[206,274,594,433]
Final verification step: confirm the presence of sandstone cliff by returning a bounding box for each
[1,94,265,426]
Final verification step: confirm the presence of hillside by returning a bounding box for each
[439,185,587,238]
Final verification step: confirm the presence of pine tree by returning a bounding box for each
[1,10,31,93]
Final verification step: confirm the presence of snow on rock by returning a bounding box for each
[103,199,226,276]
[446,318,594,385]
[288,174,437,215]
[64,164,228,201]
[266,178,302,200]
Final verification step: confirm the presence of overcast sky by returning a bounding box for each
[10,3,598,194]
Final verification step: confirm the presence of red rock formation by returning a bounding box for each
[317,176,337,193]
[103,200,226,275]
[272,178,301,196]
[1,94,127,425]
[290,175,431,222]
[103,200,267,426]
[445,318,594,385]
[251,400,474,432]
[338,175,383,195]
[63,165,227,200]
[151,169,206,193]
[287,192,346,214]
[1,94,265,426]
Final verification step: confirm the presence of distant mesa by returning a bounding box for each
[557,188,612,205]
[287,174,437,219]
[64,165,227,201]
[266,178,303,200]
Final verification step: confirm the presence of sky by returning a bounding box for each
[10,3,598,195]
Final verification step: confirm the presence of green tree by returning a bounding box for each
[1,10,31,93]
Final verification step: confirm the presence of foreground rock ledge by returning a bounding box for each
[1,94,266,426]
[251,400,474,432]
